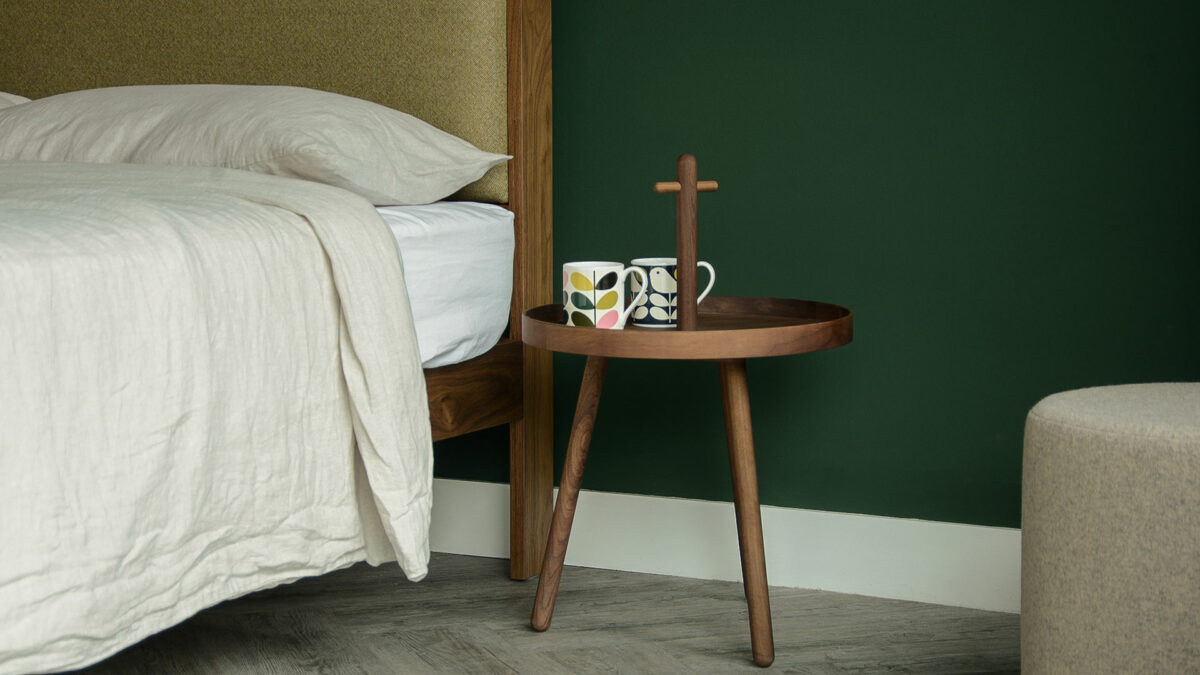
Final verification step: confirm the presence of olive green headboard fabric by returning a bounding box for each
[0,0,508,203]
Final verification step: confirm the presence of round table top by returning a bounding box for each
[521,296,853,360]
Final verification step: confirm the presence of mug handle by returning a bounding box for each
[697,261,717,304]
[618,267,648,329]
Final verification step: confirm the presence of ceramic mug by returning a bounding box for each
[563,261,648,329]
[629,257,716,328]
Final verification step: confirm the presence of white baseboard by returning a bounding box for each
[429,478,1020,613]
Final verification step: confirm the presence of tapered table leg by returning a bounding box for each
[719,359,775,667]
[531,355,608,631]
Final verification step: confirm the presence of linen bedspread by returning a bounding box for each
[0,161,433,673]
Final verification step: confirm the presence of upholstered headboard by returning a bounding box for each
[0,0,509,203]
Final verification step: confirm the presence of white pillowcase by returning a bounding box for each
[0,85,509,205]
[0,91,30,108]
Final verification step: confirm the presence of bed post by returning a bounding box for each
[507,0,554,580]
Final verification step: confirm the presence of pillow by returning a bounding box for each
[0,91,30,108]
[0,85,509,205]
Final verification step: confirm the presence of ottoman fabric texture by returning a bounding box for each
[1022,383,1200,674]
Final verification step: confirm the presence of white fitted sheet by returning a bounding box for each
[378,202,514,368]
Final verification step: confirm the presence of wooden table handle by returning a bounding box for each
[653,180,719,194]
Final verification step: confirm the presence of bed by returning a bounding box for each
[0,1,553,672]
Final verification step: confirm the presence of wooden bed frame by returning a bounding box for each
[0,0,554,580]
[426,1,555,579]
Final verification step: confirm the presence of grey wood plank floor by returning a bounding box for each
[74,553,1019,674]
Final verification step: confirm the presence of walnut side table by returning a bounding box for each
[522,295,853,667]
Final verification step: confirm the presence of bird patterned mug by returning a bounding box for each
[563,261,648,329]
[629,257,716,328]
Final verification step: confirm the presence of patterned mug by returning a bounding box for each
[629,257,716,328]
[563,261,648,329]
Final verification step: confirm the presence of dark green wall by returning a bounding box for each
[435,0,1200,528]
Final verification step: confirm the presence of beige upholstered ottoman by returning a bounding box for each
[1021,383,1200,673]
